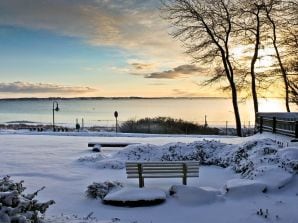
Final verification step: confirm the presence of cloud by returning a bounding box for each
[128,61,157,75]
[0,0,185,61]
[145,64,204,79]
[130,62,155,71]
[148,82,167,86]
[112,60,158,76]
[0,82,96,94]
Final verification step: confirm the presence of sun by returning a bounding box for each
[231,45,276,72]
[255,48,276,71]
[259,98,285,112]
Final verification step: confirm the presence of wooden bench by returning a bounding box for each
[126,161,200,188]
[88,142,139,147]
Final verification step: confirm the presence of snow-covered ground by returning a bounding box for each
[0,131,297,223]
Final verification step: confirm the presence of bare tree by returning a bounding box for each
[162,0,242,136]
[289,80,298,104]
[285,36,298,104]
[264,0,292,112]
[283,0,298,105]
[235,0,267,123]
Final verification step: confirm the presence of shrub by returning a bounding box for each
[120,117,219,135]
[86,181,123,199]
[0,176,55,223]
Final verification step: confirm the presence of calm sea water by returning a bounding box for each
[0,98,296,128]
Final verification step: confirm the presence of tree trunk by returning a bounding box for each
[221,50,242,137]
[266,6,291,112]
[250,9,260,123]
[251,72,258,121]
[274,44,291,112]
[231,81,242,137]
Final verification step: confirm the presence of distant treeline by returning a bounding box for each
[120,117,220,135]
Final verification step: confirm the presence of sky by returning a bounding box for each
[0,0,218,98]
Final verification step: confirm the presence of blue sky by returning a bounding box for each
[0,0,213,98]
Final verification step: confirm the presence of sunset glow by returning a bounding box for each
[0,1,297,222]
[256,48,276,71]
[0,0,196,98]
[0,0,295,102]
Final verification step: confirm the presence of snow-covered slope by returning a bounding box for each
[0,133,297,223]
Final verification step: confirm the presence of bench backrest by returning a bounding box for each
[125,161,199,178]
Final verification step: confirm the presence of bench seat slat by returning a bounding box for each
[126,163,199,166]
[126,161,199,163]
[125,161,200,187]
[127,168,197,172]
[126,170,199,174]
[126,164,199,168]
[127,174,199,178]
[126,162,199,165]
[126,163,199,167]
[126,169,199,173]
[126,167,199,171]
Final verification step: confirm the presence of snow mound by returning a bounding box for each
[169,185,222,205]
[223,179,267,198]
[78,155,125,169]
[103,188,166,207]
[78,138,298,193]
[94,159,125,169]
[79,140,228,169]
[114,144,161,161]
[253,166,293,190]
[78,154,106,162]
[278,147,298,171]
[46,215,131,223]
[121,140,227,163]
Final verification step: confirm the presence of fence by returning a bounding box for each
[256,112,298,138]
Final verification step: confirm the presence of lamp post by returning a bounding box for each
[52,101,59,131]
[114,111,118,133]
[204,115,208,128]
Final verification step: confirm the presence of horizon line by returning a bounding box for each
[0,96,285,100]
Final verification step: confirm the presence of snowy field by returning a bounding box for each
[0,131,298,223]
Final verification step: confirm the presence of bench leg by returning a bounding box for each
[183,163,187,185]
[183,177,187,185]
[138,164,144,188]
[139,177,144,188]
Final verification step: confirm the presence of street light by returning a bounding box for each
[52,101,60,131]
[114,111,118,133]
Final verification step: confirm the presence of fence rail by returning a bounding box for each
[256,113,298,138]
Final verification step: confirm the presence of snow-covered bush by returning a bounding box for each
[120,116,220,135]
[86,181,123,199]
[0,176,55,223]
[80,138,298,182]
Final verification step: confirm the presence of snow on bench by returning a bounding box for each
[88,142,139,147]
[126,161,200,188]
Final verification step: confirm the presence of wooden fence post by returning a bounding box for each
[260,116,263,134]
[295,121,298,138]
[272,117,276,133]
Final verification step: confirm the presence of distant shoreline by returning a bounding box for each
[0,96,284,101]
[0,96,229,101]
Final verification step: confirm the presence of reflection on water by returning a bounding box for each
[0,98,296,127]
